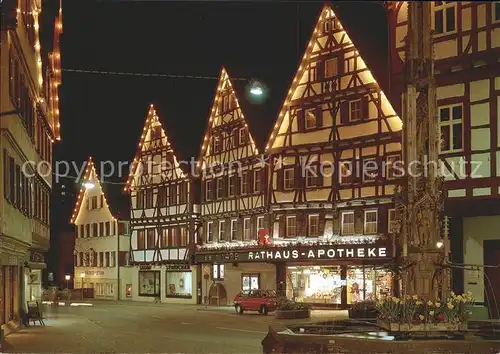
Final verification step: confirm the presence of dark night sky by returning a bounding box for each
[45,0,388,230]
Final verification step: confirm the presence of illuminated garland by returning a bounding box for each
[70,156,118,224]
[264,4,402,152]
[196,235,383,252]
[124,104,186,192]
[196,67,259,172]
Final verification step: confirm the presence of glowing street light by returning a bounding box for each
[83,181,95,189]
[65,274,71,289]
[249,81,264,95]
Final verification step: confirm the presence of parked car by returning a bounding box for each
[233,289,277,315]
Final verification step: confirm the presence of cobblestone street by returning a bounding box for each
[4,302,346,353]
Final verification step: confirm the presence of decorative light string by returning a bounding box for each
[61,68,248,81]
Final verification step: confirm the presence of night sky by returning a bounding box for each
[45,0,388,234]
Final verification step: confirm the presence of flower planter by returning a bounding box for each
[349,308,378,319]
[275,309,311,320]
[377,319,462,332]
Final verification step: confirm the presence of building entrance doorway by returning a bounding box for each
[484,240,500,318]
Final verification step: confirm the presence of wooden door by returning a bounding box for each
[484,240,500,319]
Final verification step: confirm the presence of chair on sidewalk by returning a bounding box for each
[26,301,45,326]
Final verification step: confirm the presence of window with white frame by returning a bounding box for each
[207,222,213,242]
[97,283,105,296]
[364,210,378,234]
[231,219,238,241]
[325,58,338,78]
[256,216,264,233]
[228,175,236,196]
[206,180,212,200]
[433,2,456,35]
[212,264,224,280]
[388,209,396,234]
[439,104,463,153]
[218,220,225,241]
[111,252,116,267]
[286,216,296,237]
[305,108,316,129]
[341,211,355,235]
[239,127,246,145]
[308,215,320,237]
[213,136,221,153]
[106,283,115,296]
[349,99,362,121]
[363,158,378,182]
[253,170,261,192]
[216,178,224,199]
[284,168,295,190]
[306,165,319,187]
[241,171,249,194]
[243,218,251,240]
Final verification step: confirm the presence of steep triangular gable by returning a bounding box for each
[124,104,186,192]
[197,67,260,172]
[265,4,402,152]
[70,157,115,224]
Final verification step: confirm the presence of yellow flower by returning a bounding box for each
[456,295,463,301]
[429,310,435,316]
[447,302,454,309]
[419,315,424,321]
[416,300,423,305]
[435,302,441,308]
[450,291,455,297]
[412,295,418,300]
[427,300,433,307]
[391,296,399,302]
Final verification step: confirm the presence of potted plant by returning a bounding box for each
[348,299,378,319]
[275,297,311,319]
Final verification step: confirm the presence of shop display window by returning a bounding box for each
[286,266,342,304]
[166,271,193,298]
[139,271,160,297]
[241,274,260,291]
[347,266,393,304]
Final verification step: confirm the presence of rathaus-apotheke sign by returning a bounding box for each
[194,243,391,263]
[248,246,387,260]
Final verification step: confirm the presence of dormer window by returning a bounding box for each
[305,109,316,130]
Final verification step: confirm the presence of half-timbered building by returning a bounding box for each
[71,157,132,300]
[193,6,403,309]
[1,0,62,331]
[194,68,270,306]
[264,4,402,307]
[125,105,201,304]
[388,1,500,318]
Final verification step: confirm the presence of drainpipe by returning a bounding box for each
[117,221,120,301]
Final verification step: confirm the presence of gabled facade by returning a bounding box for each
[125,105,200,304]
[71,157,132,300]
[0,0,62,331]
[389,1,500,318]
[264,4,401,306]
[195,68,271,304]
[193,6,402,309]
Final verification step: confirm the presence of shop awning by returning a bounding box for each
[26,261,47,269]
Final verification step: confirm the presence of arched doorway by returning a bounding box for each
[208,282,227,306]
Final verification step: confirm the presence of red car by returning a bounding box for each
[233,289,277,315]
